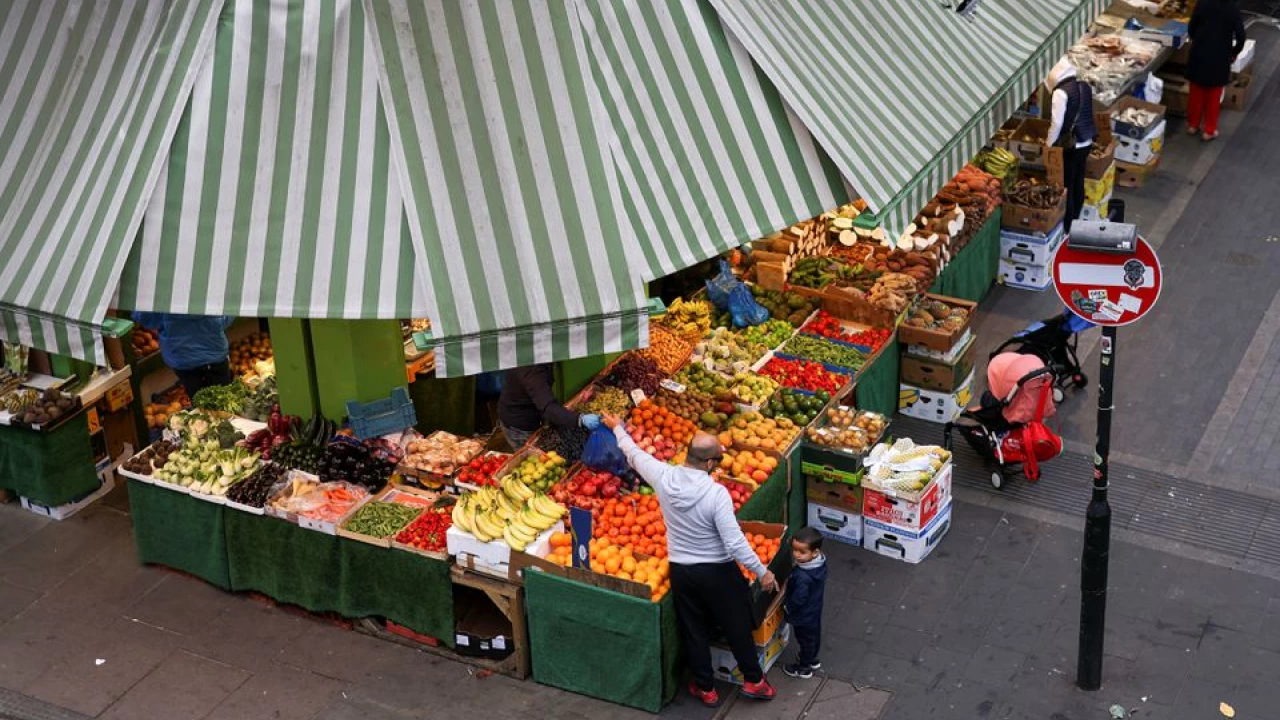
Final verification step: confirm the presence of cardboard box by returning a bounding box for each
[454,599,515,660]
[1002,191,1067,236]
[899,336,977,393]
[21,470,115,521]
[1079,196,1112,223]
[863,463,953,532]
[1115,119,1165,165]
[991,117,1024,152]
[896,294,977,353]
[1224,73,1252,111]
[862,501,952,564]
[1115,156,1161,189]
[711,622,790,685]
[1086,115,1117,180]
[807,502,863,547]
[905,328,972,363]
[898,370,975,424]
[1159,73,1190,117]
[999,258,1054,291]
[447,521,560,580]
[752,588,786,646]
[1000,223,1065,267]
[806,474,864,514]
[1110,97,1166,139]
[1232,38,1256,75]
[1084,164,1116,206]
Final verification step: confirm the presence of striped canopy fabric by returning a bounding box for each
[576,0,854,282]
[364,0,649,377]
[0,0,222,363]
[708,0,1108,236]
[116,0,432,321]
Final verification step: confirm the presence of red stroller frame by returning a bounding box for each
[944,365,1063,489]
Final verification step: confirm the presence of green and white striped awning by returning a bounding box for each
[576,0,854,282]
[116,0,432,321]
[708,0,1107,235]
[364,0,649,377]
[0,0,222,362]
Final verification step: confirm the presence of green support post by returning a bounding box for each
[308,320,405,422]
[267,318,319,419]
[555,352,621,403]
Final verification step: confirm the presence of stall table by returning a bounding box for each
[1,413,101,507]
[128,479,232,589]
[929,209,1002,303]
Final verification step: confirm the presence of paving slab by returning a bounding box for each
[716,672,822,720]
[97,651,249,720]
[202,665,349,720]
[804,681,892,720]
[0,506,131,592]
[0,579,40,624]
[38,529,166,616]
[124,573,238,637]
[0,600,102,694]
[177,600,309,673]
[0,506,49,554]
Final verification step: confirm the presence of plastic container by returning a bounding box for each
[346,387,417,439]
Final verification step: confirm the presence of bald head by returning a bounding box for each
[686,433,723,471]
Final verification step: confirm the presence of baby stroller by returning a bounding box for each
[943,353,1063,489]
[990,309,1094,403]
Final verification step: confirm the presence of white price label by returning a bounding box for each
[630,389,647,406]
[659,379,686,394]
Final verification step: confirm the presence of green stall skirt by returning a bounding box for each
[855,337,901,418]
[735,462,789,523]
[0,413,99,506]
[929,210,1003,303]
[128,480,232,589]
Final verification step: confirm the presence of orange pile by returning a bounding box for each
[546,531,672,602]
[591,495,668,558]
[740,532,783,582]
[629,401,697,446]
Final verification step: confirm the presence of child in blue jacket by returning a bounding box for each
[784,527,828,678]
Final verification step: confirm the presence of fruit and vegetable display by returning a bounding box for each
[748,287,819,327]
[738,318,796,349]
[226,463,286,508]
[861,272,917,314]
[550,467,625,510]
[394,507,453,554]
[131,327,159,357]
[269,475,370,523]
[2,388,37,415]
[905,297,970,333]
[590,495,670,559]
[151,440,261,495]
[805,407,889,456]
[863,439,951,493]
[654,298,713,340]
[451,484,566,551]
[802,311,891,351]
[671,362,731,397]
[1006,179,1065,209]
[239,376,278,422]
[12,388,76,428]
[342,501,424,539]
[319,439,394,492]
[626,401,696,459]
[601,354,663,397]
[730,372,778,405]
[230,332,273,378]
[576,385,631,416]
[655,388,735,431]
[534,423,591,464]
[0,368,23,397]
[689,327,767,377]
[788,256,856,289]
[717,476,755,513]
[120,440,178,477]
[718,411,801,454]
[192,382,249,414]
[757,356,849,394]
[780,334,867,371]
[637,328,692,375]
[719,447,779,486]
[739,532,782,582]
[456,452,511,488]
[761,387,828,426]
[975,146,1018,180]
[402,432,485,477]
[501,451,569,494]
[144,400,188,431]
[547,530,671,602]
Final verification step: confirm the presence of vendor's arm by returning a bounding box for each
[516,367,580,428]
[1045,88,1068,146]
[610,421,674,495]
[713,491,768,578]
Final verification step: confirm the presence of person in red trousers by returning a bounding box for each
[1186,0,1247,141]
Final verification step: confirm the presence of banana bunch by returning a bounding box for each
[657,298,712,340]
[451,483,566,552]
[976,147,1017,179]
[2,389,36,414]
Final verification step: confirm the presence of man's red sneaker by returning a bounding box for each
[688,681,721,708]
[740,677,776,700]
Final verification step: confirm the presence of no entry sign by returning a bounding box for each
[1052,237,1162,326]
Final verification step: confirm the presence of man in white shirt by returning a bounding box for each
[1046,59,1099,232]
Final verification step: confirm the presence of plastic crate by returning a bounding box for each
[346,387,417,439]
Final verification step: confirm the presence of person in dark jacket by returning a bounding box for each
[783,527,828,679]
[132,313,234,397]
[1186,0,1247,141]
[497,364,599,449]
[1046,59,1098,234]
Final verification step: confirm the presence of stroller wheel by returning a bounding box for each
[990,470,1006,490]
[1073,373,1088,389]
[1052,387,1065,404]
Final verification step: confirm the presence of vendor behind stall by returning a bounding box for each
[497,363,599,449]
[1046,58,1097,234]
[131,313,234,397]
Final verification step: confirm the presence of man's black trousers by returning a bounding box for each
[670,561,762,690]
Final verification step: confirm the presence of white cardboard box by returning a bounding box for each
[1233,39,1256,75]
[899,371,975,424]
[1079,194,1112,222]
[999,258,1053,291]
[999,224,1065,267]
[807,502,863,546]
[862,463,953,532]
[905,328,973,363]
[862,501,952,564]
[710,622,790,685]
[447,521,561,577]
[21,470,115,521]
[1114,119,1166,165]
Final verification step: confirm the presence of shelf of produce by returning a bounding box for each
[525,569,681,713]
[734,460,789,524]
[222,511,455,645]
[0,412,101,507]
[449,565,531,679]
[128,478,232,589]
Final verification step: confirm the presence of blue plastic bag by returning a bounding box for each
[728,284,769,328]
[704,259,738,309]
[583,425,628,477]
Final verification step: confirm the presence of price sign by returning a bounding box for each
[630,389,647,406]
[659,379,686,394]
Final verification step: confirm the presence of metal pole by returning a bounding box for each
[1077,321,1116,690]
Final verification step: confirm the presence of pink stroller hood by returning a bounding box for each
[987,353,1057,424]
